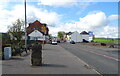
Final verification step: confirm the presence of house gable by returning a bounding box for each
[26,20,49,35]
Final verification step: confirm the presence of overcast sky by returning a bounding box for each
[0,0,119,38]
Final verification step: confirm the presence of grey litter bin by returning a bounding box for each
[4,47,12,60]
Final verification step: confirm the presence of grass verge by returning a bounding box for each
[93,38,119,44]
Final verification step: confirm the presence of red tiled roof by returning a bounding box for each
[27,20,49,35]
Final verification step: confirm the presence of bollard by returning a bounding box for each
[31,43,42,66]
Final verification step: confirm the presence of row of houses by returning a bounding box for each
[65,31,94,42]
[5,20,94,44]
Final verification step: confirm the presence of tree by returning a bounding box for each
[57,31,66,40]
[8,19,24,45]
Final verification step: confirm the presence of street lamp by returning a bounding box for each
[75,22,77,42]
[24,0,27,52]
[107,32,109,44]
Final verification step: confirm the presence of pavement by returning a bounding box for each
[2,44,100,74]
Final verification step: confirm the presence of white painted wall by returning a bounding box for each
[68,31,93,42]
[89,36,93,42]
[28,30,45,40]
[71,31,82,42]
[81,35,89,41]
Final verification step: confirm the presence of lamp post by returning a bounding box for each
[107,32,109,44]
[75,22,77,42]
[25,0,27,52]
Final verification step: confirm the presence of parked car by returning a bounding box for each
[57,40,60,43]
[83,39,89,43]
[70,40,75,44]
[52,41,57,45]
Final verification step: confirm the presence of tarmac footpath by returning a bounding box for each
[2,44,100,75]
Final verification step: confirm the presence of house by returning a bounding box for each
[65,32,73,42]
[88,31,94,42]
[71,31,82,42]
[66,31,94,42]
[26,20,49,43]
[80,31,89,42]
[28,30,45,40]
[27,20,49,36]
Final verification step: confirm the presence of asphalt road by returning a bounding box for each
[59,42,119,75]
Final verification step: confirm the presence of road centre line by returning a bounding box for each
[81,48,120,62]
[75,44,120,61]
[88,50,120,61]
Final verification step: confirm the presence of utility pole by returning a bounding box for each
[25,0,27,53]
[75,22,77,42]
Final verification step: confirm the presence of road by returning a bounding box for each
[59,42,119,74]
